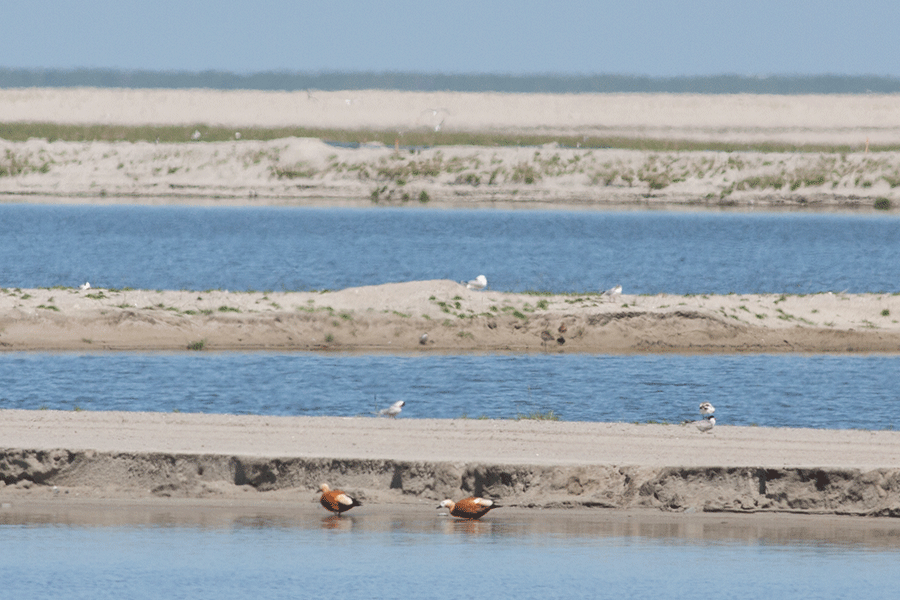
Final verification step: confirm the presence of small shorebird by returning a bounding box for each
[540,330,555,349]
[437,497,500,520]
[79,282,91,291]
[319,483,362,515]
[419,333,429,345]
[466,275,487,290]
[378,400,405,418]
[699,402,716,416]
[420,107,450,132]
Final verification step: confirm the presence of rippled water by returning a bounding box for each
[2,507,898,600]
[1,352,898,430]
[1,202,898,294]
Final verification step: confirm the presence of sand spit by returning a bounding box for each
[1,410,899,517]
[1,281,898,354]
[2,89,900,209]
[3,88,900,145]
[2,136,899,210]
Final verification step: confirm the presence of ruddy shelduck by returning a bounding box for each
[319,483,362,515]
[437,496,500,520]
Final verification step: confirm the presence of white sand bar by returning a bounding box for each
[3,88,900,144]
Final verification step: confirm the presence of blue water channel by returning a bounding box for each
[1,202,898,294]
[2,508,898,600]
[0,352,897,430]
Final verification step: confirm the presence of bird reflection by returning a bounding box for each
[320,514,355,531]
[440,518,496,536]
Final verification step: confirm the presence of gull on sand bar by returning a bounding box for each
[378,400,405,418]
[319,484,363,515]
[438,497,501,520]
[465,275,487,290]
[603,284,622,298]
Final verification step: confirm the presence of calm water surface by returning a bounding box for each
[2,508,898,600]
[1,352,897,429]
[1,203,898,294]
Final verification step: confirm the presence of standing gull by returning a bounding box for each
[378,400,405,418]
[465,275,487,290]
[602,284,622,299]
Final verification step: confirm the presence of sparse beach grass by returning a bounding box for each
[4,121,900,211]
[3,121,898,153]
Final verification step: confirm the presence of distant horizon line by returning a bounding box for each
[2,67,899,94]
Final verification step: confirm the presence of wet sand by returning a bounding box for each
[4,498,900,547]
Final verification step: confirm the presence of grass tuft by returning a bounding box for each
[515,410,561,421]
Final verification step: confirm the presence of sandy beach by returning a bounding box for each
[1,281,898,354]
[2,88,900,209]
[1,409,899,518]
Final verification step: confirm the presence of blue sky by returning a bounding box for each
[3,1,898,76]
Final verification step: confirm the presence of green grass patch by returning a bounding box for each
[516,410,561,421]
[6,121,891,153]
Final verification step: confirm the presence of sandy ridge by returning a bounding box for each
[2,137,899,209]
[4,88,900,144]
[1,281,898,353]
[2,409,899,516]
[3,409,899,470]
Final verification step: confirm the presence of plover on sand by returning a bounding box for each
[699,402,715,416]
